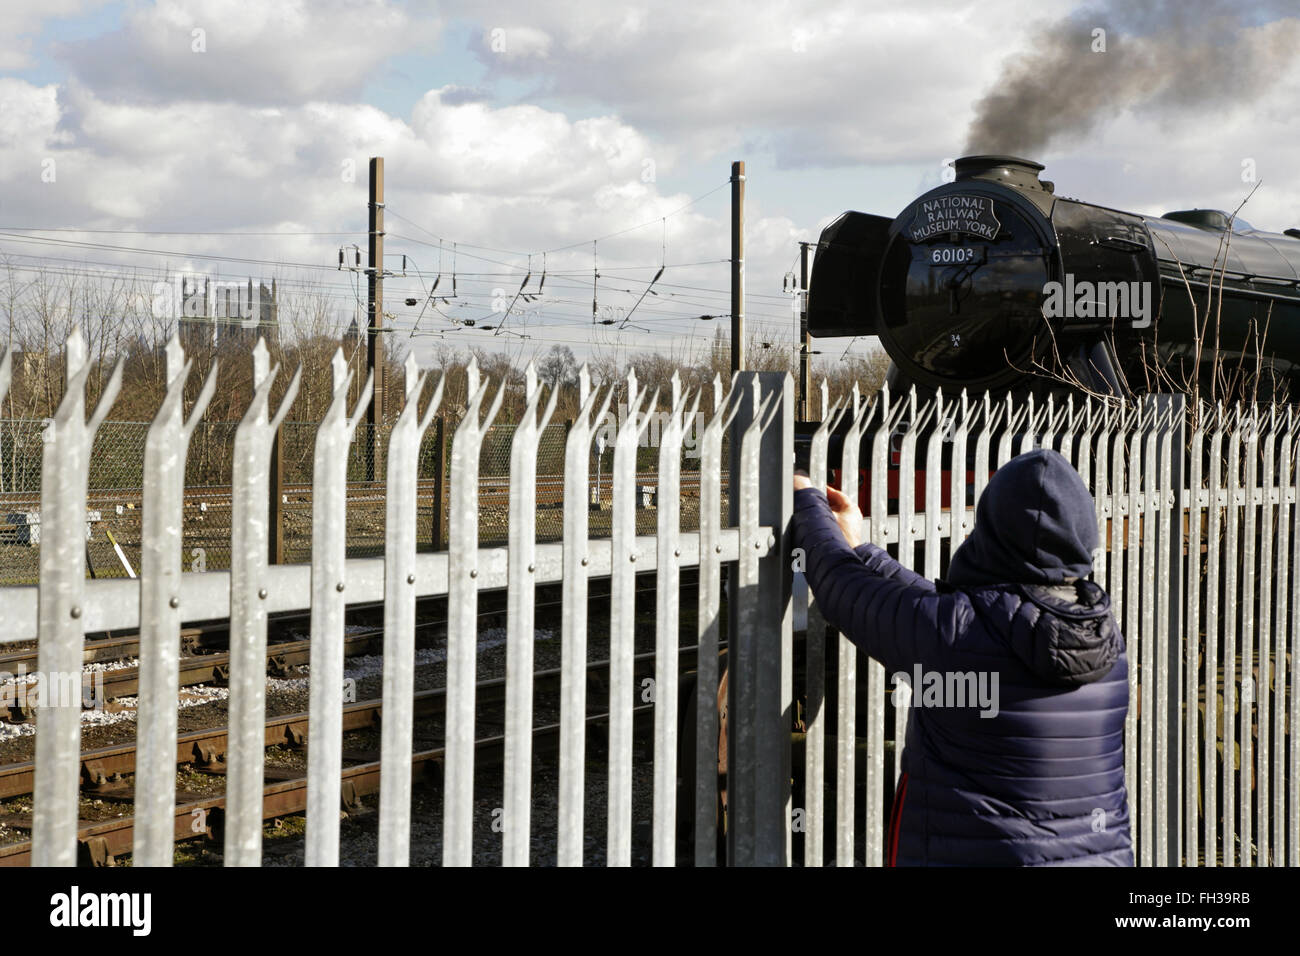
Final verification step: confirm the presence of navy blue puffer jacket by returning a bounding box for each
[793,448,1132,866]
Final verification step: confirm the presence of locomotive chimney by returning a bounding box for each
[953,155,1052,192]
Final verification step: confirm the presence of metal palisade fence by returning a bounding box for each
[798,381,1298,867]
[0,330,792,867]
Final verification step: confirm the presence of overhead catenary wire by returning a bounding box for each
[492,254,533,336]
[617,216,667,329]
[382,178,733,338]
[0,245,800,323]
[0,180,744,292]
[0,270,800,353]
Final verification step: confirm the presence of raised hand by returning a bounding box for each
[825,485,862,548]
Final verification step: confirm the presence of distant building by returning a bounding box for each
[344,315,363,358]
[176,276,279,354]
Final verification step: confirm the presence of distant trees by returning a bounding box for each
[538,345,578,390]
[0,263,890,431]
[815,350,892,414]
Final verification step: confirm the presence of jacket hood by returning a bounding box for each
[1011,580,1122,685]
[946,448,1098,587]
[946,578,1122,685]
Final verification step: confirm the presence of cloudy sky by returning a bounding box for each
[2,0,1299,369]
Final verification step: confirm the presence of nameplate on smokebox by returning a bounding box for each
[908,195,1001,242]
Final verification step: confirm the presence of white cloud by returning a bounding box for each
[0,79,740,309]
[56,0,441,104]
[0,0,111,71]
[454,0,1081,167]
[0,79,65,149]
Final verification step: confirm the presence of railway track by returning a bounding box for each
[0,644,703,865]
[1,574,700,715]
[0,708,657,866]
[1,630,389,715]
[0,565,712,863]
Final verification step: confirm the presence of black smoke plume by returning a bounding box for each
[964,1,1300,157]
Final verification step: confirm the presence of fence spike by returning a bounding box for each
[224,344,297,866]
[442,371,500,866]
[32,327,119,866]
[133,335,215,866]
[558,381,612,866]
[607,379,653,865]
[304,346,373,866]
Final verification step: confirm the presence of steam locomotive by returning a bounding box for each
[807,155,1300,400]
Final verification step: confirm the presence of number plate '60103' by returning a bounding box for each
[928,245,985,266]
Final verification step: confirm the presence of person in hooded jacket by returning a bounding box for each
[792,447,1132,866]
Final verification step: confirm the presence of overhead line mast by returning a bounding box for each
[367,156,385,480]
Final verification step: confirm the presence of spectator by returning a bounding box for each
[792,448,1132,866]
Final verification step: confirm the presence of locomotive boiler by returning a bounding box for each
[807,155,1300,400]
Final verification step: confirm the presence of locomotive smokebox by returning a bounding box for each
[808,155,1300,400]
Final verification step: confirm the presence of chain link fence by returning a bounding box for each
[0,418,728,585]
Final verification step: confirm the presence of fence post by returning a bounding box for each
[32,329,123,867]
[726,370,792,866]
[225,341,301,866]
[607,369,654,866]
[377,355,438,866]
[133,336,216,867]
[444,358,505,866]
[0,352,8,495]
[834,384,865,865]
[305,351,372,866]
[503,363,559,865]
[804,388,848,867]
[1150,393,1186,866]
[558,369,611,866]
[651,375,699,866]
[695,374,738,866]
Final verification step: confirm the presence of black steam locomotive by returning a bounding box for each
[808,155,1300,399]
